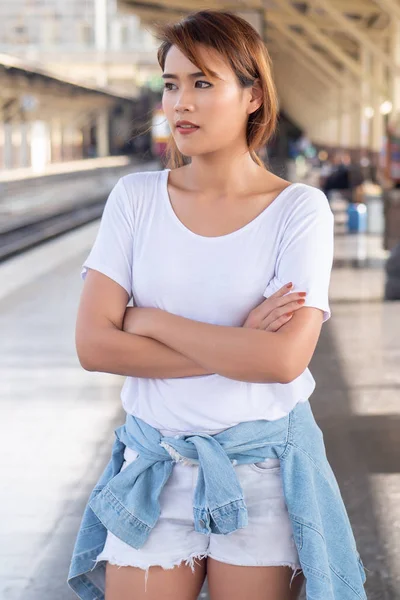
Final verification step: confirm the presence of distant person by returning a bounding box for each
[68,10,367,600]
[322,152,364,202]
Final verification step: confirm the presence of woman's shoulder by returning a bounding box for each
[119,167,166,192]
[116,169,167,218]
[286,182,333,218]
[260,171,329,213]
[271,182,334,239]
[289,181,330,201]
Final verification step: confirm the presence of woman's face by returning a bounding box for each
[161,44,260,159]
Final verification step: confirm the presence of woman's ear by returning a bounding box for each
[248,79,263,115]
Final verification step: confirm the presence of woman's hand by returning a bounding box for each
[242,283,306,332]
[122,306,159,337]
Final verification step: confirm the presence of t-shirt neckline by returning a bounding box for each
[162,168,298,241]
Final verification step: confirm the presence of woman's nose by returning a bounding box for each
[174,90,195,112]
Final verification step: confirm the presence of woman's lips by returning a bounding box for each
[176,125,200,135]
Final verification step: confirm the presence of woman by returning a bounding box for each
[67,10,367,600]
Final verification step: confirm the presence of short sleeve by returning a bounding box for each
[263,187,334,322]
[81,177,134,298]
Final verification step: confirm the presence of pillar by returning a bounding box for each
[371,53,384,153]
[360,48,371,152]
[96,107,110,157]
[19,120,30,167]
[339,81,353,149]
[3,122,13,169]
[50,118,63,163]
[390,19,400,123]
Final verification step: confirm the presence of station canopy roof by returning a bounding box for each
[117,0,398,138]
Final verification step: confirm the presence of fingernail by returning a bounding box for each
[299,292,307,297]
[286,312,294,317]
[286,282,293,288]
[297,299,305,304]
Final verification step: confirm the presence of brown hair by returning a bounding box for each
[155,10,279,169]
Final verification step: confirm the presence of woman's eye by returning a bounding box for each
[163,81,211,91]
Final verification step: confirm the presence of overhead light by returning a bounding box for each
[318,150,328,161]
[380,101,393,115]
[364,106,374,119]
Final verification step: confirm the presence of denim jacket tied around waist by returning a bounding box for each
[67,400,367,600]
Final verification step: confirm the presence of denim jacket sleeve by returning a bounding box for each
[281,401,367,600]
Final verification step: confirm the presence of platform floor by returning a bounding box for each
[0,183,399,600]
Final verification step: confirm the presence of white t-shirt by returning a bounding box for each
[81,168,334,434]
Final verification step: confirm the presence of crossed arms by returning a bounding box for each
[75,270,324,384]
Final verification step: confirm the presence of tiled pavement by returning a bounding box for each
[0,176,399,600]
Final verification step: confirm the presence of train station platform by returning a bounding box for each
[0,156,162,261]
[0,175,399,600]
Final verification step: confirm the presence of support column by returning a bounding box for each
[360,48,371,152]
[371,53,385,153]
[50,118,63,163]
[390,19,400,122]
[335,87,342,149]
[95,0,109,87]
[383,19,400,300]
[19,119,30,167]
[62,123,74,161]
[81,122,92,158]
[30,120,51,172]
[350,103,362,154]
[0,122,4,168]
[73,127,83,159]
[3,122,13,169]
[96,107,110,157]
[339,80,353,149]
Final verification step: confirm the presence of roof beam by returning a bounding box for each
[268,10,384,33]
[372,0,400,22]
[269,36,344,92]
[268,0,363,77]
[118,0,262,14]
[274,51,362,115]
[119,0,209,12]
[275,78,328,128]
[329,0,381,14]
[268,19,347,85]
[306,0,398,73]
[274,59,336,108]
[268,2,389,97]
[270,41,336,90]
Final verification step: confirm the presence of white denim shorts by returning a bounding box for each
[95,428,302,589]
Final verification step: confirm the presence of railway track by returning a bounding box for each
[0,200,105,262]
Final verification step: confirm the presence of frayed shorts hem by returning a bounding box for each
[96,550,303,592]
[95,549,209,591]
[207,553,300,569]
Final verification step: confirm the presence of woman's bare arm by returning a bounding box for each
[75,269,213,378]
[131,306,324,384]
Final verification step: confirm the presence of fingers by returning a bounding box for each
[260,298,306,331]
[267,282,294,300]
[264,312,294,332]
[263,284,306,307]
[256,290,306,321]
[243,283,307,330]
[279,298,306,312]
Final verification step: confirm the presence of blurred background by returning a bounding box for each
[0,1,400,599]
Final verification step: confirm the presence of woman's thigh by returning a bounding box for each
[105,558,207,600]
[207,560,305,600]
